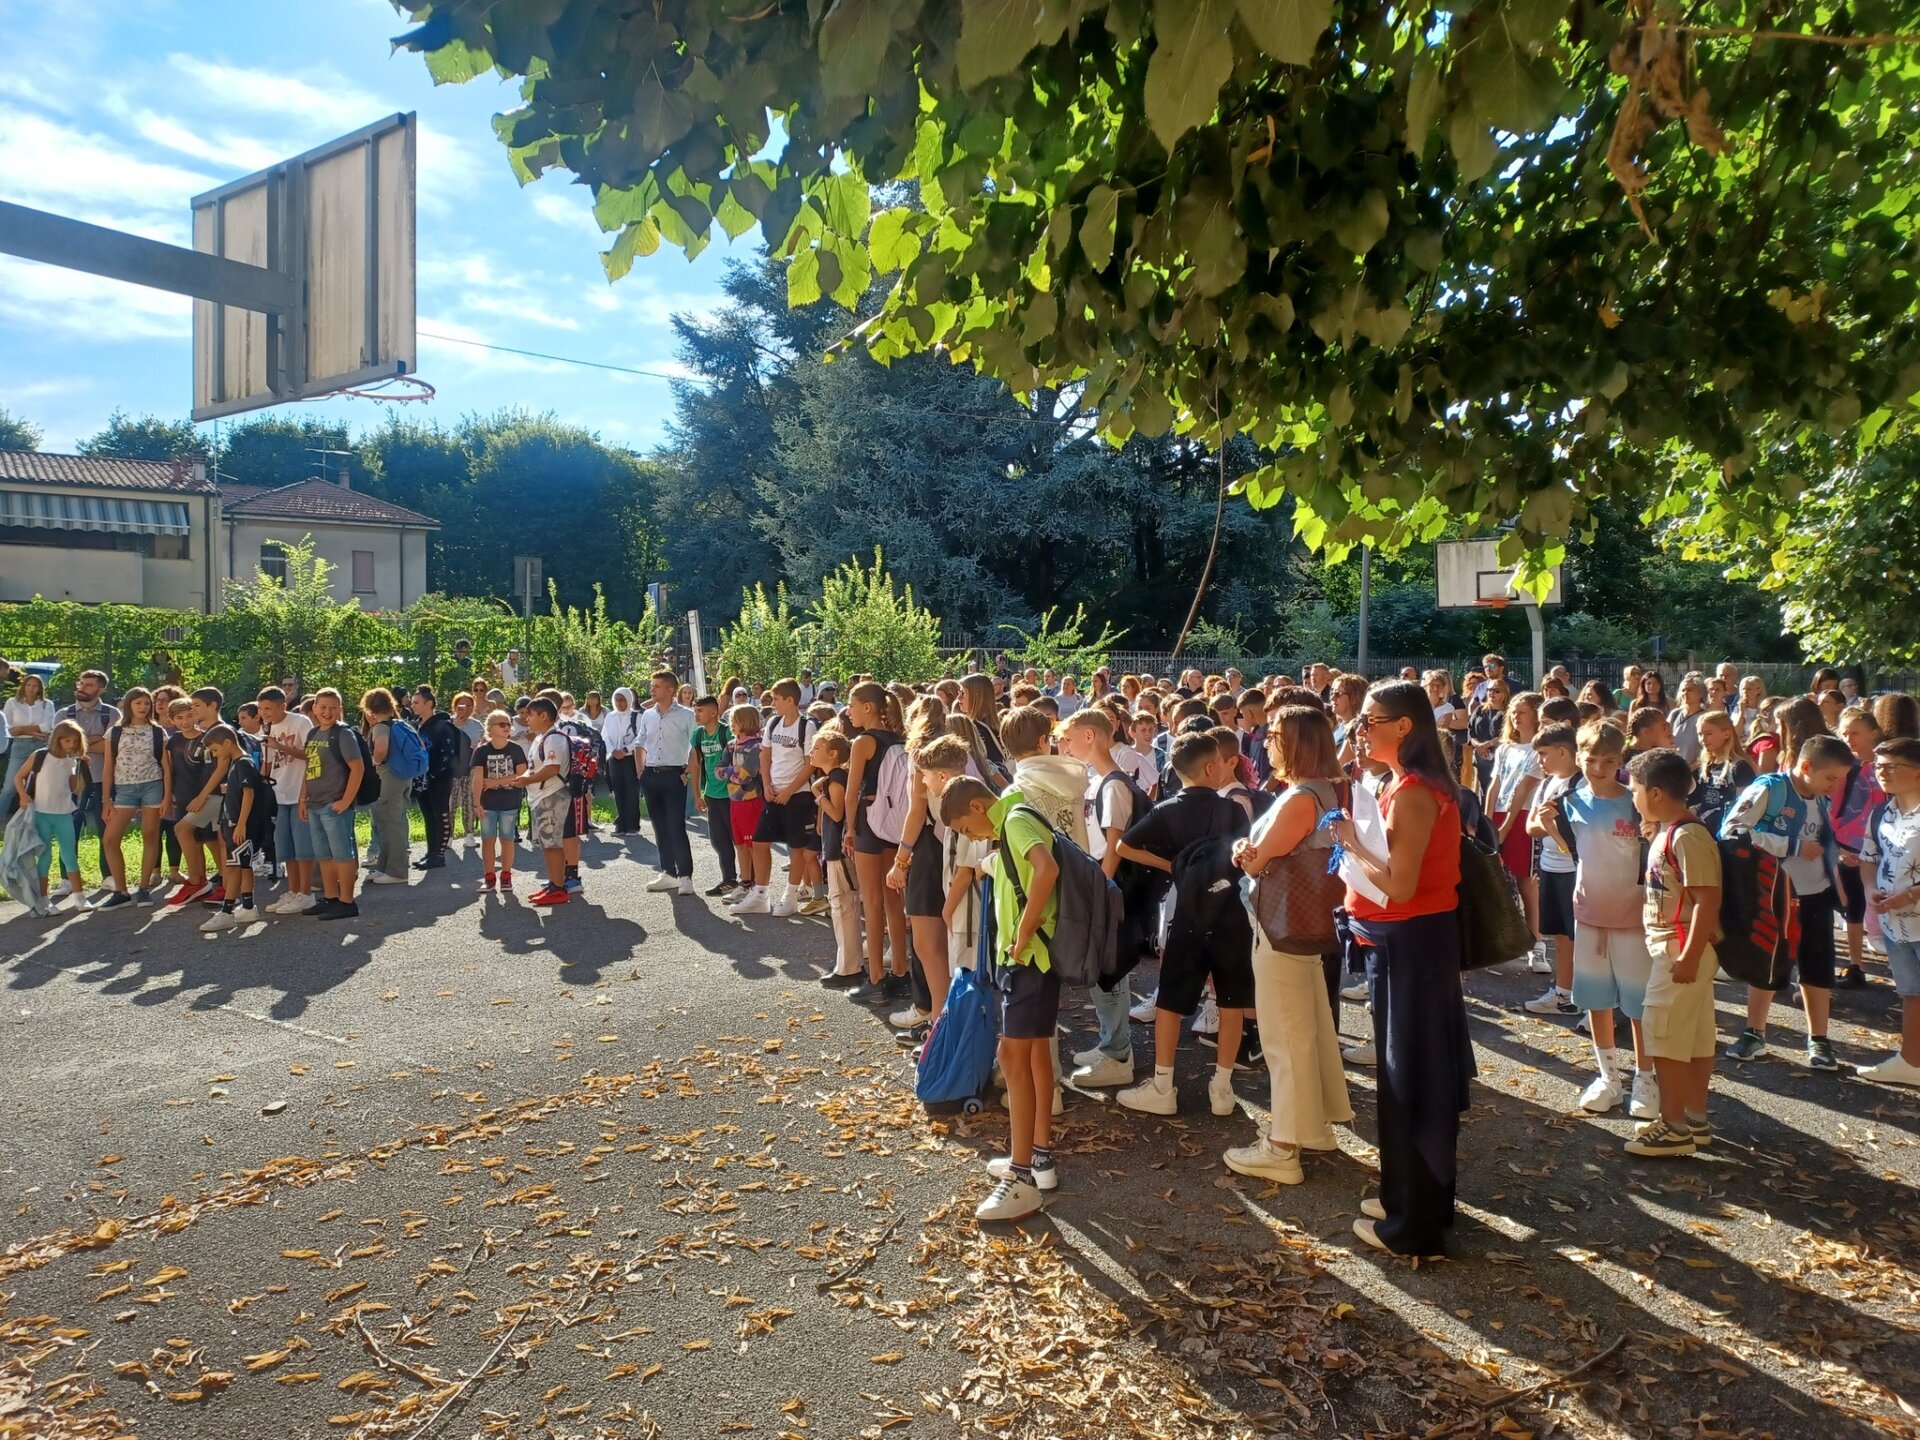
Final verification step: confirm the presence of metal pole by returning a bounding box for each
[0,200,297,313]
[1356,546,1372,676]
[1527,606,1546,690]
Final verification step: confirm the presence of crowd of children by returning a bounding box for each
[6,656,1920,1244]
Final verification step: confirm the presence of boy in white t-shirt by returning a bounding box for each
[1861,737,1920,1086]
[513,697,571,907]
[758,678,822,915]
[257,687,316,915]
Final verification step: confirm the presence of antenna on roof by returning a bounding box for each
[306,447,353,484]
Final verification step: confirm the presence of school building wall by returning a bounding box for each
[222,519,431,612]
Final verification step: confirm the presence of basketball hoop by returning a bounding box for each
[326,374,435,404]
[1476,595,1511,609]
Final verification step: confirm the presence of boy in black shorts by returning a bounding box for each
[1113,732,1251,1118]
[942,776,1061,1223]
[201,725,269,934]
[757,679,822,916]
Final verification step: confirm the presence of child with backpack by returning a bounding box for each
[1548,720,1658,1118]
[1624,749,1724,1156]
[168,688,230,907]
[810,729,865,989]
[16,719,87,912]
[96,686,169,907]
[1689,710,1755,835]
[299,688,365,921]
[1720,733,1854,1070]
[758,678,823,917]
[200,725,272,933]
[845,682,910,1003]
[1057,707,1151,1089]
[472,709,527,894]
[1524,722,1582,1013]
[513,697,572,907]
[1114,732,1253,1118]
[718,703,774,914]
[940,775,1062,1222]
[360,688,414,886]
[1832,705,1887,989]
[1860,736,1920,1085]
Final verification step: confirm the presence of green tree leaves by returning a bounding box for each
[957,0,1045,87]
[1233,0,1332,67]
[1145,0,1235,150]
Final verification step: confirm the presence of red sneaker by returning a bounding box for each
[167,881,210,907]
[200,885,226,907]
[480,872,496,893]
[528,886,568,907]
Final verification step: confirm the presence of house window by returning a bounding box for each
[153,534,189,561]
[352,550,375,593]
[259,543,288,584]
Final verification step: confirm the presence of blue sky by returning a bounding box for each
[0,0,741,455]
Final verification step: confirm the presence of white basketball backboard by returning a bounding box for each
[191,114,417,421]
[1435,538,1564,609]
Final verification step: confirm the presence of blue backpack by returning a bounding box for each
[384,719,429,782]
[916,879,1001,1112]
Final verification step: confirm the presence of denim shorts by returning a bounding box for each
[480,809,519,842]
[274,801,310,863]
[1886,937,1920,999]
[112,780,164,809]
[305,804,357,862]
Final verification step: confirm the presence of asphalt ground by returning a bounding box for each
[3,820,1918,1440]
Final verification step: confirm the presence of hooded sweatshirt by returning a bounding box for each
[602,687,641,756]
[1006,754,1091,848]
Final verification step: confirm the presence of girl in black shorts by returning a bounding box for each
[845,682,908,1000]
[889,699,955,1029]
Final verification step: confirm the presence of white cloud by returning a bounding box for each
[0,107,213,237]
[530,187,605,242]
[120,110,288,173]
[164,54,386,133]
[0,257,191,341]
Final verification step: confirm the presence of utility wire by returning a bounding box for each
[417,329,685,380]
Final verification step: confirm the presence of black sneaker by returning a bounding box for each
[705,881,736,896]
[317,900,359,921]
[93,890,134,911]
[1807,1038,1841,1072]
[820,971,863,990]
[1836,965,1868,990]
[309,899,345,919]
[847,976,887,1002]
[880,973,910,1001]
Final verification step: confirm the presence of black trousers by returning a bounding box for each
[703,795,737,884]
[420,774,453,856]
[1355,910,1475,1256]
[609,754,642,832]
[638,768,693,877]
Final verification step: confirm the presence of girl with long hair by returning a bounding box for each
[1488,691,1545,938]
[1331,681,1471,1255]
[844,681,909,1002]
[99,686,169,905]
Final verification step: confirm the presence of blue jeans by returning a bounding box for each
[274,802,309,863]
[2,738,43,820]
[1090,980,1134,1061]
[112,780,164,809]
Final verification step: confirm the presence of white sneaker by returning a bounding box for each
[1223,1139,1304,1184]
[1860,1054,1920,1087]
[200,908,245,933]
[645,873,680,893]
[677,877,696,897]
[1071,1043,1107,1069]
[1528,945,1555,974]
[1340,981,1369,1002]
[1524,985,1578,1016]
[285,892,317,914]
[1343,1042,1376,1067]
[1579,1075,1624,1113]
[731,887,770,915]
[48,879,73,899]
[770,890,801,918]
[1069,1053,1134,1088]
[1208,1069,1237,1116]
[974,1175,1044,1222]
[1629,1070,1661,1119]
[987,1154,1060,1191]
[367,872,408,886]
[1192,995,1219,1036]
[1128,996,1157,1024]
[889,1004,932,1030]
[1117,1077,1177,1116]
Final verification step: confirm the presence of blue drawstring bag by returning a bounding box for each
[916,879,1000,1110]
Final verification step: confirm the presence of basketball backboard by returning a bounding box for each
[191,113,417,421]
[1435,538,1564,609]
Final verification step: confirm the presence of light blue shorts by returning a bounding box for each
[274,802,310,863]
[1570,924,1653,1019]
[112,780,164,809]
[305,804,357,862]
[1886,937,1920,999]
[480,809,519,842]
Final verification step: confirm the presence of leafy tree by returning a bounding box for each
[998,604,1126,677]
[209,537,393,700]
[0,408,42,450]
[78,410,208,462]
[812,548,942,682]
[714,582,813,689]
[398,0,1920,648]
[216,416,355,486]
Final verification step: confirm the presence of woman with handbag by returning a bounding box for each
[1228,705,1355,1184]
[1331,681,1472,1256]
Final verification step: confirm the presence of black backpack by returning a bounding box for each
[109,723,165,768]
[328,727,380,806]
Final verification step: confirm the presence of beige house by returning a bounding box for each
[218,476,437,611]
[0,449,221,611]
[0,449,438,614]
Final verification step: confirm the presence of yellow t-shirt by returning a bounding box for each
[1645,821,1722,950]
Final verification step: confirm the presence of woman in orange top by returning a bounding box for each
[1333,680,1473,1256]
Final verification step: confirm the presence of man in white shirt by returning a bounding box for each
[634,669,700,894]
[258,686,317,914]
[497,650,522,690]
[797,669,817,706]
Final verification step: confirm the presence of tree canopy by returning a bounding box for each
[395,0,1920,661]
